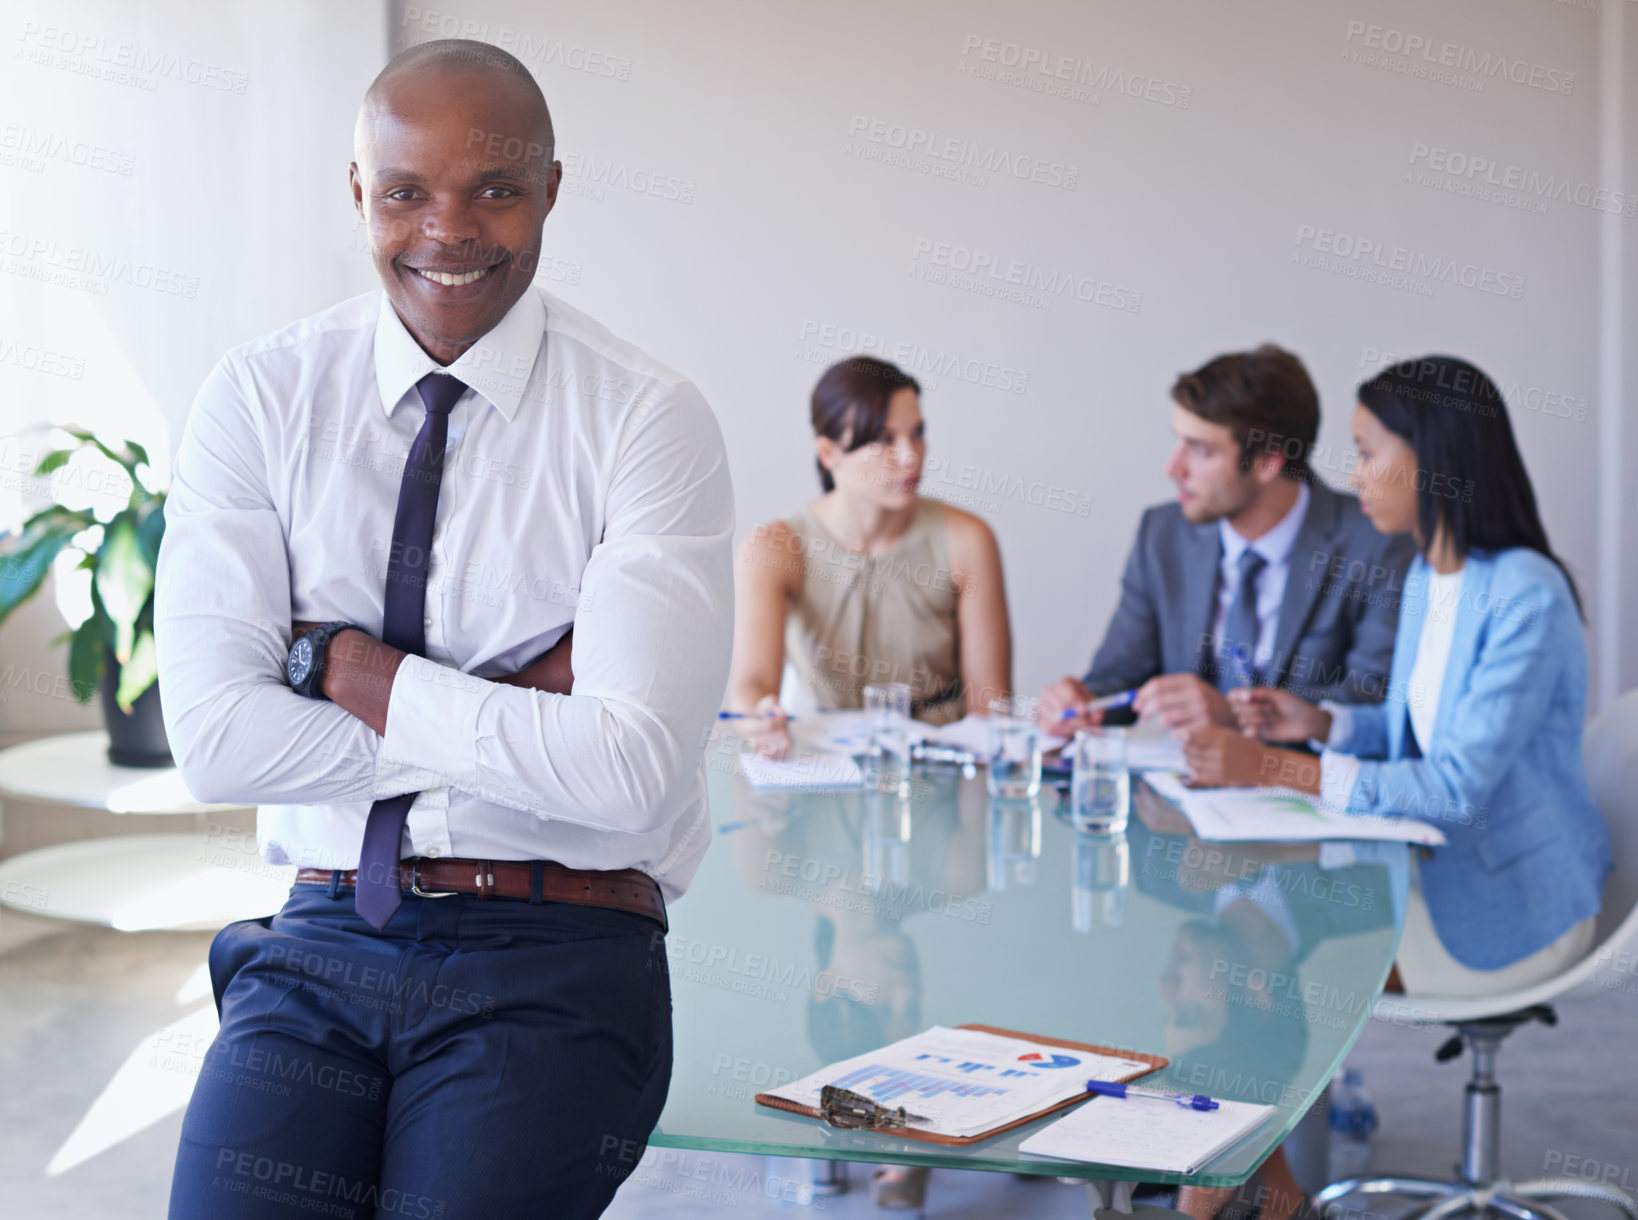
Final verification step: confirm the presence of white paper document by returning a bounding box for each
[923,714,1068,759]
[1124,732,1187,772]
[1019,1094,1279,1174]
[738,750,863,789]
[1143,772,1446,846]
[760,1025,1155,1140]
[787,710,932,756]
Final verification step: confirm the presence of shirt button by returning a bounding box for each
[424,845,442,858]
[423,616,433,629]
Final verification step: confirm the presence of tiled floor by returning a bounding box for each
[3,908,1634,1219]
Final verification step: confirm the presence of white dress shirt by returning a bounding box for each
[1210,481,1310,675]
[154,285,735,901]
[1317,564,1463,813]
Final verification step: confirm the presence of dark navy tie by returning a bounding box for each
[1218,549,1267,692]
[356,371,466,929]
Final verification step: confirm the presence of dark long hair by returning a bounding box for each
[1356,355,1581,615]
[810,357,921,492]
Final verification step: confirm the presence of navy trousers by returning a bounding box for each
[168,881,672,1220]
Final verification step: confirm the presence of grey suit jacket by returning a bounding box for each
[1083,480,1414,705]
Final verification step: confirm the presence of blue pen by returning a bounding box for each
[1229,643,1260,689]
[1059,689,1137,720]
[718,710,797,722]
[1086,1080,1219,1111]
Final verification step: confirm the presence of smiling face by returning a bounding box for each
[349,60,560,365]
[817,386,926,510]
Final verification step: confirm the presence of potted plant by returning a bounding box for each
[0,429,169,766]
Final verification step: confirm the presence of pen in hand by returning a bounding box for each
[1058,689,1137,721]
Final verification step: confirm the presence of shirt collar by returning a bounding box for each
[1218,479,1311,568]
[373,285,546,423]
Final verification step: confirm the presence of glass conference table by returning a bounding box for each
[648,731,1409,1189]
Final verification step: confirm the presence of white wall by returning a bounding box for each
[4,0,1631,732]
[0,0,386,732]
[389,0,1629,701]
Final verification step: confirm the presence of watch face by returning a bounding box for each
[288,636,314,686]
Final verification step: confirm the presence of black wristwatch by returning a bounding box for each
[287,620,367,700]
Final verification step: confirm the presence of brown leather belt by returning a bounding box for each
[294,859,667,931]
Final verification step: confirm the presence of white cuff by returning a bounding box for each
[378,654,490,793]
[1316,748,1362,814]
[1314,700,1353,753]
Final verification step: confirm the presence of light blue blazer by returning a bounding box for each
[1336,547,1612,970]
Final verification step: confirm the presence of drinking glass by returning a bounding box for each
[1068,727,1130,834]
[863,682,912,794]
[986,696,1042,799]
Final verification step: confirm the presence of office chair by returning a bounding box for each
[1316,688,1638,1220]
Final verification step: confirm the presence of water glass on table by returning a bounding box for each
[863,682,912,793]
[1068,727,1130,834]
[986,696,1042,799]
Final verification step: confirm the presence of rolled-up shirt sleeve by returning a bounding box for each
[155,356,417,807]
[377,378,735,834]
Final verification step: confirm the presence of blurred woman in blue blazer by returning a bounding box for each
[1185,355,1612,997]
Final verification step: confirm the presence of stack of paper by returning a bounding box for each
[1143,772,1445,846]
[1019,1093,1279,1174]
[759,1025,1154,1141]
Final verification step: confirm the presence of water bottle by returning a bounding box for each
[1327,1068,1379,1181]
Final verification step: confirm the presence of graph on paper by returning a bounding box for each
[760,1026,1158,1139]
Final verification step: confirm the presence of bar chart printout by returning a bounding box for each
[760,1026,1156,1139]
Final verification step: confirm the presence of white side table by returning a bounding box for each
[0,731,295,931]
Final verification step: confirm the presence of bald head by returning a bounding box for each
[357,39,554,165]
[348,38,562,366]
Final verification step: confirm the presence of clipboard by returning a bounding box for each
[754,1024,1169,1147]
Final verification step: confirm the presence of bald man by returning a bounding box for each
[155,39,733,1218]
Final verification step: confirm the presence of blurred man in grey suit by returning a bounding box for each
[1042,344,1413,733]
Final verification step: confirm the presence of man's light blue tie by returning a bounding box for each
[356,371,466,930]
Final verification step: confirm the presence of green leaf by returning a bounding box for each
[63,427,131,475]
[135,497,166,569]
[114,629,158,713]
[124,439,151,470]
[68,611,110,704]
[0,509,95,622]
[31,449,74,477]
[94,510,153,663]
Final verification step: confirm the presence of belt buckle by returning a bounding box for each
[410,858,460,898]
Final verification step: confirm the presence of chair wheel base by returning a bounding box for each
[1318,1174,1638,1220]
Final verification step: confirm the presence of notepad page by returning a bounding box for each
[1018,1095,1278,1175]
